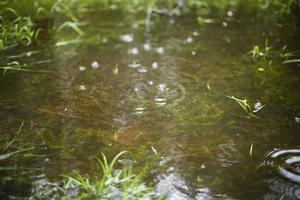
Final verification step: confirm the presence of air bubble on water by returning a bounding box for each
[79,85,86,91]
[128,47,139,55]
[186,36,193,43]
[91,61,99,69]
[152,62,159,69]
[110,4,117,10]
[26,52,32,57]
[155,97,167,106]
[222,22,228,27]
[120,34,133,43]
[156,47,164,54]
[132,24,139,29]
[227,10,233,17]
[144,43,151,51]
[253,102,265,113]
[169,19,175,24]
[134,107,146,115]
[157,83,168,92]
[128,60,141,68]
[102,38,108,43]
[138,66,148,73]
[79,66,86,71]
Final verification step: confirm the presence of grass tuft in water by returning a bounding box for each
[35,151,159,199]
[227,96,259,118]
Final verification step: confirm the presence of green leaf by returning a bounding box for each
[0,39,3,50]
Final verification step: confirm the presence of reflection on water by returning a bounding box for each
[0,6,300,200]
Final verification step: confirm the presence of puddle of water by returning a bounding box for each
[0,5,300,200]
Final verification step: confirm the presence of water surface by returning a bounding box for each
[1,8,300,200]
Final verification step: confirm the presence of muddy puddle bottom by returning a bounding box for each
[1,10,300,200]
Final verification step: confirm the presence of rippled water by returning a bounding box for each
[1,7,300,200]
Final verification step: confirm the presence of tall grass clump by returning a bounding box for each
[0,8,39,50]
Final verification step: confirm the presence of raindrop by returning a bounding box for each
[120,34,133,43]
[79,66,86,71]
[134,107,146,115]
[91,61,99,69]
[79,85,86,91]
[156,47,164,54]
[152,62,159,69]
[128,47,139,55]
[155,97,167,106]
[137,66,148,73]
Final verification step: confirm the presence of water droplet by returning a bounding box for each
[120,34,133,43]
[91,61,99,69]
[152,62,159,69]
[79,85,86,91]
[155,97,167,106]
[137,66,148,73]
[186,36,193,43]
[134,107,146,114]
[128,47,139,55]
[144,43,151,51]
[79,66,86,71]
[156,47,164,54]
